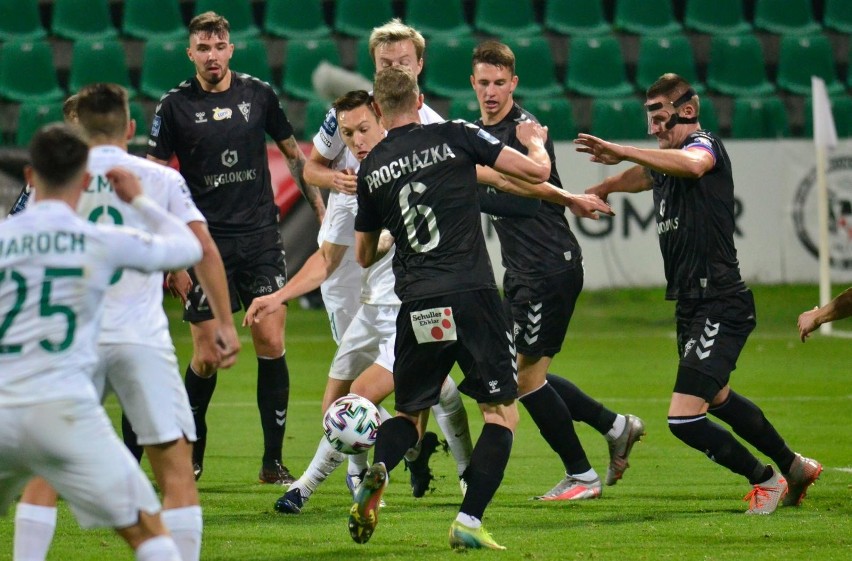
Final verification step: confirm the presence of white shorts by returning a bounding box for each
[93,343,196,446]
[321,258,362,345]
[0,399,161,529]
[328,304,397,381]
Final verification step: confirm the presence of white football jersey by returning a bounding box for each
[77,146,205,348]
[0,199,201,406]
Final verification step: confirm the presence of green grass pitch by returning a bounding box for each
[1,285,849,560]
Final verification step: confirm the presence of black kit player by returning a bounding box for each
[470,41,646,500]
[349,66,612,550]
[147,12,324,485]
[579,73,822,514]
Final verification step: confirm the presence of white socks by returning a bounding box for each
[135,536,181,561]
[294,437,346,499]
[432,377,473,476]
[14,503,56,561]
[161,506,202,561]
[455,512,481,529]
[606,414,627,441]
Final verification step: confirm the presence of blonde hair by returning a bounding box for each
[368,18,425,62]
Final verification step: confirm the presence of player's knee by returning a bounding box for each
[668,414,707,448]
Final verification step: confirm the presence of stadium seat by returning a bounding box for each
[304,98,332,139]
[15,102,65,146]
[474,0,541,38]
[448,96,481,122]
[50,0,117,41]
[731,96,789,139]
[564,34,634,98]
[777,34,845,96]
[140,39,194,100]
[405,0,472,38]
[753,0,820,35]
[232,37,276,89]
[824,0,852,34]
[355,38,374,82]
[706,33,775,97]
[613,0,681,36]
[122,0,185,40]
[69,39,135,97]
[129,101,148,132]
[0,0,47,41]
[544,0,610,37]
[0,40,64,104]
[333,0,394,38]
[524,96,577,141]
[264,0,330,39]
[505,37,562,99]
[590,97,647,139]
[281,38,341,101]
[194,0,259,39]
[683,0,750,35]
[422,36,479,99]
[697,95,720,134]
[804,95,852,138]
[635,34,704,94]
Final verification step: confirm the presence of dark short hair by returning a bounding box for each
[332,90,375,115]
[373,66,419,117]
[472,40,515,75]
[62,94,79,123]
[646,73,700,114]
[29,123,89,190]
[189,11,229,39]
[75,83,129,139]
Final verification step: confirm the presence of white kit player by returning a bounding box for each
[0,123,201,561]
[13,84,236,561]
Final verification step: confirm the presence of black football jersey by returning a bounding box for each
[476,103,581,276]
[147,73,294,237]
[355,120,505,302]
[649,130,746,300]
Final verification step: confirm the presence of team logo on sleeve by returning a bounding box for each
[321,109,338,136]
[238,101,251,122]
[150,115,161,137]
[476,128,500,145]
[212,107,233,121]
[410,307,457,344]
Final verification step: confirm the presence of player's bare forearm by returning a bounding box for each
[620,145,714,178]
[586,165,652,201]
[355,230,381,268]
[280,137,325,222]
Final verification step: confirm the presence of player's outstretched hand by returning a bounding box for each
[574,133,626,165]
[332,169,358,195]
[215,324,240,369]
[515,121,548,149]
[106,167,143,202]
[566,193,614,220]
[797,306,821,342]
[166,270,193,304]
[242,292,285,327]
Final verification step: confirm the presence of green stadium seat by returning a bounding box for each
[281,38,340,101]
[405,0,472,38]
[590,97,647,139]
[474,0,541,38]
[524,96,577,141]
[505,37,562,99]
[333,0,394,38]
[304,98,332,139]
[635,34,704,94]
[51,0,117,41]
[264,0,330,39]
[140,39,194,100]
[613,0,682,36]
[194,0,259,39]
[706,33,775,97]
[0,40,64,103]
[129,101,148,131]
[422,36,479,99]
[753,0,820,35]
[683,0,750,35]
[804,95,852,138]
[232,37,275,89]
[448,96,481,122]
[69,39,135,97]
[824,0,852,34]
[564,34,634,98]
[15,102,65,146]
[697,95,720,134]
[0,0,47,41]
[777,34,844,96]
[544,0,610,37]
[355,38,374,81]
[122,0,185,40]
[731,96,789,139]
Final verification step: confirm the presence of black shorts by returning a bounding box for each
[503,265,583,358]
[673,289,756,401]
[393,289,518,413]
[183,228,288,323]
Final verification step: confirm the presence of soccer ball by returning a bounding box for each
[322,393,381,455]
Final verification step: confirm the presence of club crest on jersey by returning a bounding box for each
[195,112,207,123]
[476,127,500,145]
[221,149,238,168]
[212,107,232,121]
[238,101,251,122]
[410,307,457,344]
